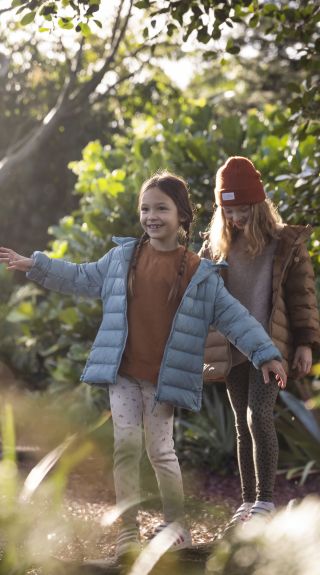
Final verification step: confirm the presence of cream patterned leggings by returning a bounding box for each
[109,374,184,528]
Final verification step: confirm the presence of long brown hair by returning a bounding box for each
[209,198,283,260]
[128,171,194,300]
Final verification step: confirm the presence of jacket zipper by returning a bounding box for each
[154,261,215,404]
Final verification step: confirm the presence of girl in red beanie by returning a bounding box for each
[200,156,320,528]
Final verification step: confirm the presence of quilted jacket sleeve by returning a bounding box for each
[284,242,320,352]
[211,276,282,368]
[26,249,113,298]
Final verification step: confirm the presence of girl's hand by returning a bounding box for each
[261,359,287,389]
[0,247,33,272]
[292,345,312,378]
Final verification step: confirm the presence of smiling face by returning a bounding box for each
[223,204,251,230]
[139,186,181,251]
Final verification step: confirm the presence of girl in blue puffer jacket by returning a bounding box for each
[0,171,286,557]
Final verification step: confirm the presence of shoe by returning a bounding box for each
[151,522,192,551]
[115,527,141,558]
[222,502,254,534]
[245,501,275,522]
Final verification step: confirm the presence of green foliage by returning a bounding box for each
[1,0,318,489]
[206,496,320,575]
[1,397,320,573]
[0,93,245,391]
[175,386,236,473]
[1,140,141,392]
[1,89,319,395]
[0,399,113,573]
[0,50,319,478]
[139,0,320,242]
[138,0,319,63]
[0,1,147,253]
[10,0,102,33]
[275,377,320,483]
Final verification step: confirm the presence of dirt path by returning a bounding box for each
[19,452,320,565]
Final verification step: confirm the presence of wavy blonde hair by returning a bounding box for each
[208,198,283,260]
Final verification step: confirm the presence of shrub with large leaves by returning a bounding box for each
[2,140,140,395]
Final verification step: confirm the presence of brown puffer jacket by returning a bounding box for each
[200,225,320,381]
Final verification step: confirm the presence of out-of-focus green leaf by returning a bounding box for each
[20,11,36,25]
[279,390,320,443]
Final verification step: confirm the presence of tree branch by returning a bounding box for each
[0,52,10,79]
[0,63,73,187]
[0,7,13,16]
[90,62,145,106]
[72,0,134,107]
[110,0,125,49]
[60,36,85,102]
[0,0,135,189]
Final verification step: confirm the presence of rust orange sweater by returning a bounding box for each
[119,242,200,383]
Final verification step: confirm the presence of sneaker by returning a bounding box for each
[115,527,141,558]
[223,502,254,534]
[151,522,192,551]
[246,501,275,522]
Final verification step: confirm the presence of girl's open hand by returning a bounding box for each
[0,247,33,272]
[261,359,287,389]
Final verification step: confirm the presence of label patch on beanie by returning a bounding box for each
[222,192,235,201]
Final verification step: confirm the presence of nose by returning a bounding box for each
[146,209,159,219]
[232,212,244,221]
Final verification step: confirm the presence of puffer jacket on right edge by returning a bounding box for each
[201,224,320,381]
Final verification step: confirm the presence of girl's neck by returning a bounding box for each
[149,238,180,252]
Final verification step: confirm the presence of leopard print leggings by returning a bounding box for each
[226,361,279,502]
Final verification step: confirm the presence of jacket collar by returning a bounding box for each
[112,236,138,261]
[112,236,137,244]
[112,236,227,281]
[279,224,312,243]
[112,236,137,247]
[275,224,312,259]
[188,258,226,287]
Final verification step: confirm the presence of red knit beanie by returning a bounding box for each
[215,156,266,206]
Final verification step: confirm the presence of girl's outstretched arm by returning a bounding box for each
[0,247,33,272]
[0,246,112,299]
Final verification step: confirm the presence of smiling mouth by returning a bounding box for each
[147,224,163,229]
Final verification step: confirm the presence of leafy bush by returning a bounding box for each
[276,374,320,483]
[206,495,320,575]
[2,85,319,388]
[175,385,236,473]
[0,93,319,486]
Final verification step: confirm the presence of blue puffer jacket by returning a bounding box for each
[27,237,281,411]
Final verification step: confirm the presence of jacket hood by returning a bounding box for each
[276,224,312,261]
[112,236,137,246]
[278,224,312,244]
[112,236,227,272]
